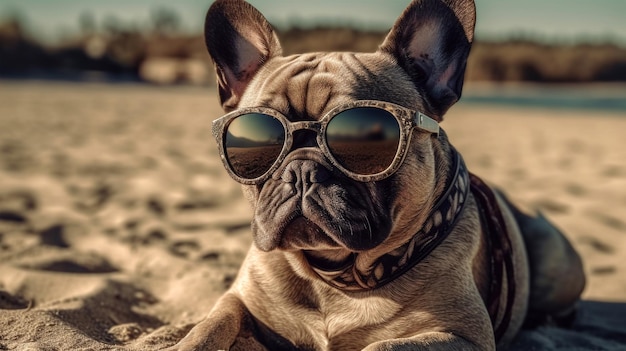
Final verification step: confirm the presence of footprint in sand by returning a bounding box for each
[591,266,617,275]
[0,189,38,237]
[532,198,570,214]
[169,240,201,258]
[579,236,618,277]
[580,236,615,254]
[12,249,119,274]
[0,201,120,275]
[0,290,29,309]
[0,189,37,212]
[587,211,626,232]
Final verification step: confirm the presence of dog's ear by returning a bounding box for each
[205,0,282,111]
[380,0,475,118]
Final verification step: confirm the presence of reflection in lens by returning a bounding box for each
[326,107,400,175]
[224,113,285,179]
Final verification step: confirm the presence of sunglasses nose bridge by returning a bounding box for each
[289,121,323,150]
[290,121,322,133]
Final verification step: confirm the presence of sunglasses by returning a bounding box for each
[212,100,440,184]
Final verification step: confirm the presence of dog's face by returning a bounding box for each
[205,0,475,258]
[238,54,433,255]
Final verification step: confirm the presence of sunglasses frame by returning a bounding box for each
[212,100,440,185]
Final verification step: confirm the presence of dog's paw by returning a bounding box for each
[362,332,490,351]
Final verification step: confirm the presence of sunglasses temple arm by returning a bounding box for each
[415,112,440,136]
[211,119,221,140]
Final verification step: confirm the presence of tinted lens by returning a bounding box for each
[326,107,400,175]
[224,113,285,179]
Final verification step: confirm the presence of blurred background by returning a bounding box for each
[1,0,626,109]
[0,3,625,347]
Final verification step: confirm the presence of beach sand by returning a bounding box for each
[0,81,624,350]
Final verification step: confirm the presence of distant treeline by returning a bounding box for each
[279,28,626,83]
[1,19,626,84]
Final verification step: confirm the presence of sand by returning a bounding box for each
[0,81,624,350]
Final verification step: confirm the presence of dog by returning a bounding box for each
[166,0,586,350]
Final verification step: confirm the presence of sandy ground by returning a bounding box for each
[0,81,624,350]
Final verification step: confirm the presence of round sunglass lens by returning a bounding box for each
[326,107,400,175]
[224,113,285,179]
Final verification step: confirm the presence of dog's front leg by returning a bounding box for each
[362,331,493,351]
[165,292,267,351]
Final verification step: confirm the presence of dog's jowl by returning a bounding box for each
[167,1,586,350]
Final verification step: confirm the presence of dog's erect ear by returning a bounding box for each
[205,0,282,111]
[380,0,475,118]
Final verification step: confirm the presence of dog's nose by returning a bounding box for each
[281,159,331,184]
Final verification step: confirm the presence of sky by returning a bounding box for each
[1,0,625,45]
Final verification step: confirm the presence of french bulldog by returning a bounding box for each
[166,0,586,350]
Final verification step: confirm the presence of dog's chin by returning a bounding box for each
[277,217,340,251]
[253,216,385,253]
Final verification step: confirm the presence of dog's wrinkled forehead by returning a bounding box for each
[238,52,424,121]
[205,0,475,120]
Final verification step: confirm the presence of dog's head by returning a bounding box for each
[204,0,475,260]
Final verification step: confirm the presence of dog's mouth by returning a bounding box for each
[250,157,393,253]
[253,211,386,253]
[251,186,391,253]
[277,216,339,251]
